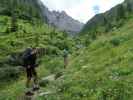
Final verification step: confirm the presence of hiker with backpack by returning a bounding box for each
[22,47,39,96]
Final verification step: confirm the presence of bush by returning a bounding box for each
[110,36,127,47]
[98,82,132,100]
[6,51,23,66]
[43,56,64,74]
[0,66,20,81]
[46,46,60,55]
[110,38,120,46]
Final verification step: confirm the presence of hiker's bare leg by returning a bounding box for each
[34,74,38,85]
[64,57,68,68]
[25,77,34,96]
[26,77,31,88]
[25,66,34,95]
[32,68,38,84]
[26,66,32,88]
[33,68,39,91]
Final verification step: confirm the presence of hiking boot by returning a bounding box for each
[25,91,34,96]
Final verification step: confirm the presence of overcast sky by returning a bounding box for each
[40,0,124,23]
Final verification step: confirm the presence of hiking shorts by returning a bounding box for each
[26,66,37,78]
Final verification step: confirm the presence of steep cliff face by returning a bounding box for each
[81,0,133,35]
[38,2,84,35]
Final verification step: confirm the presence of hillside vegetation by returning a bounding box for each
[0,0,133,100]
[0,12,133,100]
[81,0,133,38]
[0,15,74,88]
[0,0,76,99]
[42,15,133,100]
[0,0,42,20]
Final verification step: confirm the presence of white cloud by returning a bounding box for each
[93,5,100,14]
[41,0,124,23]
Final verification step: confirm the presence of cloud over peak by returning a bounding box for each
[41,0,124,23]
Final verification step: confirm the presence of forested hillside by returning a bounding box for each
[49,17,133,100]
[0,0,42,20]
[1,11,133,100]
[0,0,75,96]
[81,0,132,37]
[1,0,133,100]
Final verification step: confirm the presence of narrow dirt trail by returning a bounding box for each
[18,72,64,100]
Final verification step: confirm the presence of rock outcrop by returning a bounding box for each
[38,1,84,35]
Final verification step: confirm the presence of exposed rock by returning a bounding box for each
[41,74,56,82]
[38,1,84,35]
[39,91,56,96]
[0,0,84,35]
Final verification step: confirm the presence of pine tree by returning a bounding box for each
[10,11,18,32]
[10,0,18,32]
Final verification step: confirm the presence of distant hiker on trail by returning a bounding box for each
[22,47,39,96]
[63,49,69,68]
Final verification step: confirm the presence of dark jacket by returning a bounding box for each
[23,49,37,68]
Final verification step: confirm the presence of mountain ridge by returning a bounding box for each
[38,1,84,35]
[0,0,84,35]
[81,0,133,36]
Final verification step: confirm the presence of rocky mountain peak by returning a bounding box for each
[38,1,84,35]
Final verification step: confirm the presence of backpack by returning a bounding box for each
[63,49,68,57]
[22,48,32,67]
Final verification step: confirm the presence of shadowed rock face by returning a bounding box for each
[38,1,84,35]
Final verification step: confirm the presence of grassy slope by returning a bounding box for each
[1,15,133,100]
[0,15,74,64]
[2,16,133,100]
[0,15,74,99]
[0,56,64,100]
[41,18,133,100]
